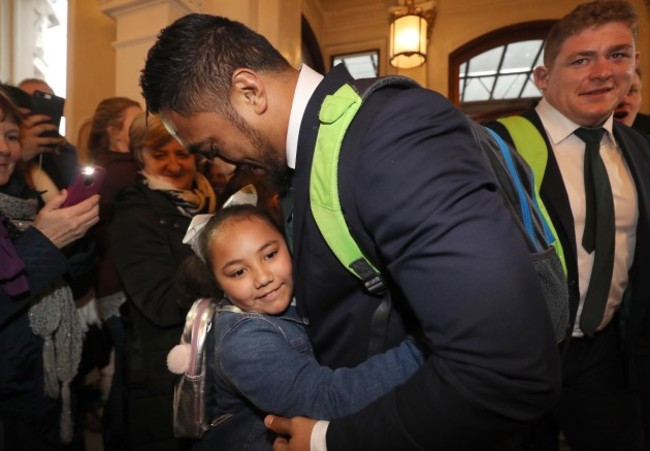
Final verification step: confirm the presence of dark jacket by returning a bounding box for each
[111,181,193,451]
[0,227,68,390]
[292,65,562,450]
[632,112,650,143]
[92,149,139,299]
[0,174,73,450]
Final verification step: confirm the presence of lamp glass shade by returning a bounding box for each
[389,13,427,69]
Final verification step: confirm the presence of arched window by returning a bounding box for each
[449,20,555,123]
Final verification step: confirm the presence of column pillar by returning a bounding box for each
[99,0,202,101]
[204,0,302,68]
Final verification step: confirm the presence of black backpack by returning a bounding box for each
[309,75,569,352]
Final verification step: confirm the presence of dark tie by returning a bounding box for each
[574,127,615,337]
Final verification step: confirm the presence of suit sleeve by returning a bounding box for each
[326,89,562,449]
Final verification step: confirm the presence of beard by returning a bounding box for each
[228,107,291,196]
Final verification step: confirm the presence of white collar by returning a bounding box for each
[536,97,615,146]
[286,64,324,170]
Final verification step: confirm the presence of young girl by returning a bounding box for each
[177,200,426,450]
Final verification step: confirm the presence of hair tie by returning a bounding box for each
[182,184,258,261]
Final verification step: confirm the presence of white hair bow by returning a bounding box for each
[182,184,258,261]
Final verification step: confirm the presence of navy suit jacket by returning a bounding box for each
[490,110,650,394]
[292,65,562,450]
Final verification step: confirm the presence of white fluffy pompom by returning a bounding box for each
[167,344,191,374]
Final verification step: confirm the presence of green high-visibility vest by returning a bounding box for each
[497,116,567,273]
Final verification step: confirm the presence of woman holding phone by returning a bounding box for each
[0,90,100,450]
[111,112,216,451]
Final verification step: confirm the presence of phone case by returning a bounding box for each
[31,91,65,138]
[61,166,106,207]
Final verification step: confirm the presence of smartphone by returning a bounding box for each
[61,166,106,208]
[30,90,65,138]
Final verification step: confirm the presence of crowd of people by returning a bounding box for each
[1,0,650,450]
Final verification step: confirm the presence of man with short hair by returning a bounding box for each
[18,77,54,96]
[141,14,561,451]
[489,1,650,450]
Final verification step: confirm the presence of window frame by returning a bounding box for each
[448,20,556,108]
[330,49,380,79]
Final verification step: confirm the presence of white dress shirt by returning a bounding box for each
[286,64,324,170]
[535,98,638,337]
[284,64,330,451]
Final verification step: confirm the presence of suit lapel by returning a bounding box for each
[611,122,650,345]
[613,122,650,260]
[613,123,650,217]
[524,110,578,266]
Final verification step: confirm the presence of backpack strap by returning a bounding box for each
[310,82,387,296]
[496,116,567,273]
[183,298,218,377]
[484,127,545,251]
[310,75,420,293]
[310,76,418,356]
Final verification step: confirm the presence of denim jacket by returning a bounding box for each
[196,302,425,451]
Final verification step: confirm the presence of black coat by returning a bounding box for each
[0,174,75,450]
[111,182,193,451]
[92,148,139,299]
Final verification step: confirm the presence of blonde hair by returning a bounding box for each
[129,112,176,167]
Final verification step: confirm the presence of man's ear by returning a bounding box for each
[533,66,549,92]
[230,69,268,115]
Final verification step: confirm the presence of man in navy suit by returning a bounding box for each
[140,14,561,451]
[489,1,650,450]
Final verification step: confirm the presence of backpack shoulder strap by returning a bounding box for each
[496,116,547,193]
[310,75,420,294]
[173,297,218,438]
[496,116,567,273]
[310,75,418,356]
[350,75,420,101]
[182,298,218,377]
[310,82,383,293]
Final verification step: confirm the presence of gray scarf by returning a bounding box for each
[0,191,83,444]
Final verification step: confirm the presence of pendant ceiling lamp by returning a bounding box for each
[389,0,436,69]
